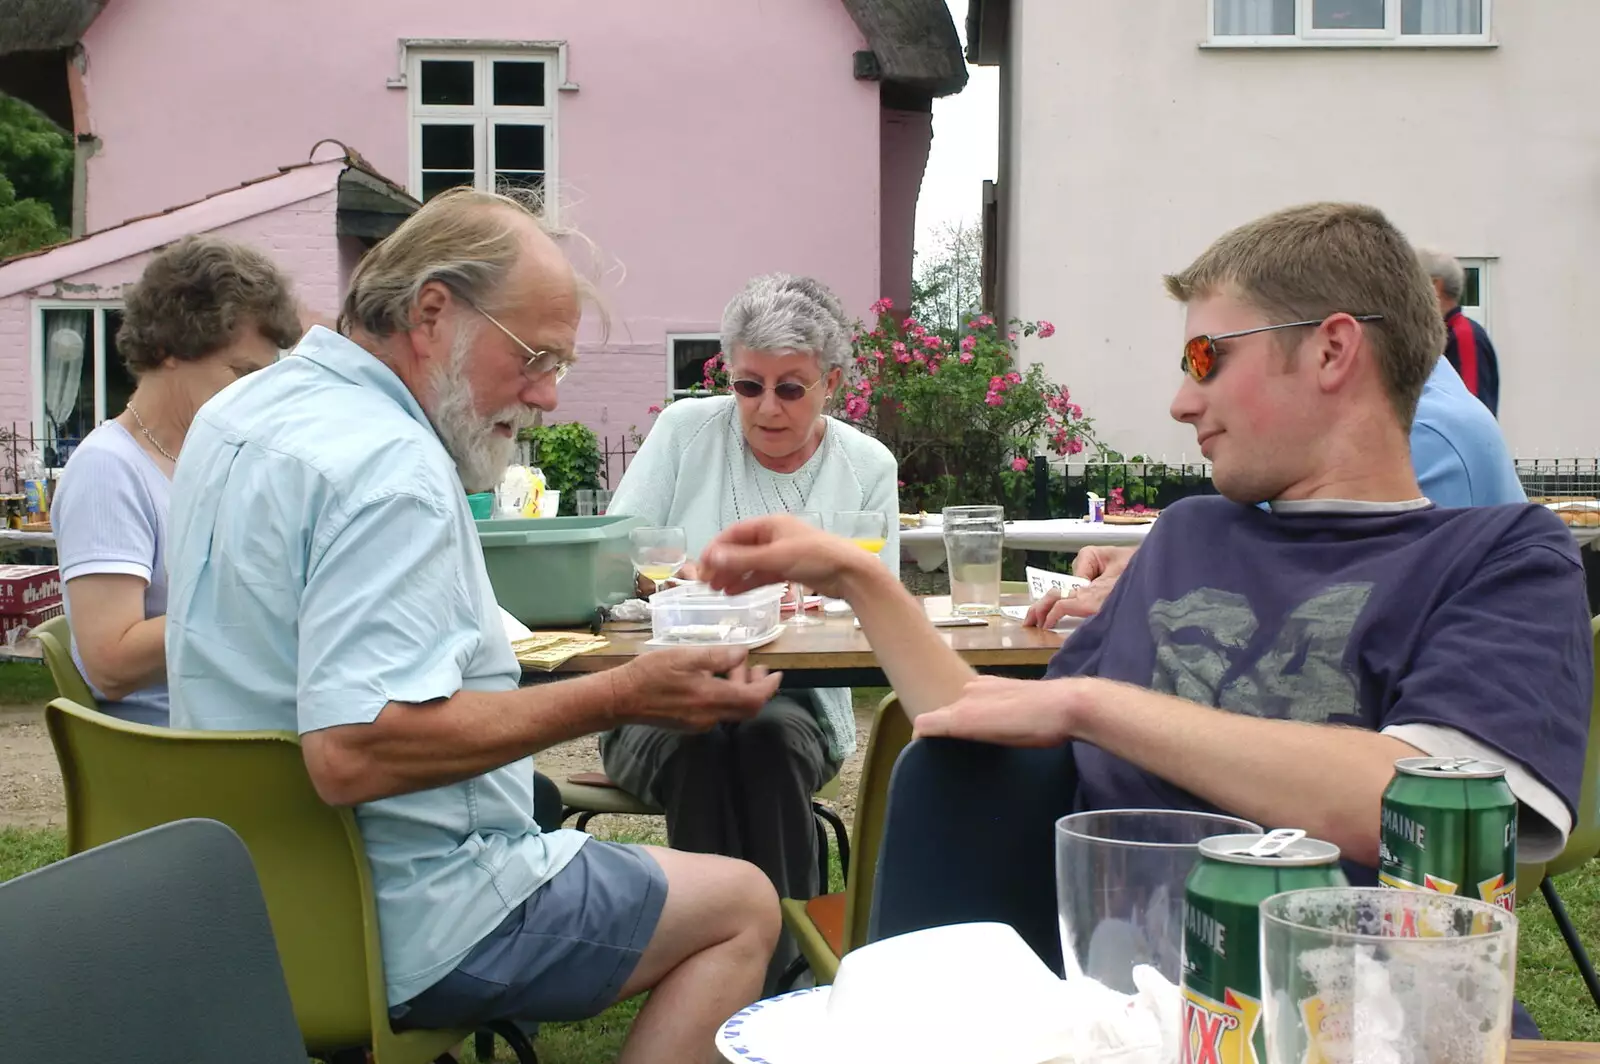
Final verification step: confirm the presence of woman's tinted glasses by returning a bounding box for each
[731,377,824,402]
[1181,315,1383,382]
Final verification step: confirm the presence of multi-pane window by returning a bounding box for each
[1211,0,1489,43]
[409,52,555,207]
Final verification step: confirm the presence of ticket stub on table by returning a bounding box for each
[512,632,610,671]
[1024,566,1089,601]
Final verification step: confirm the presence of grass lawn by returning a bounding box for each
[0,660,57,706]
[0,825,1594,1060]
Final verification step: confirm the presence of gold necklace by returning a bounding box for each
[126,402,179,463]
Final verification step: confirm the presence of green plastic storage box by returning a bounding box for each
[475,514,642,628]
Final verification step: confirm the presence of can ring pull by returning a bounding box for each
[1243,828,1306,858]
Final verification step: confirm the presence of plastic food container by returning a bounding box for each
[647,582,784,645]
[476,514,642,627]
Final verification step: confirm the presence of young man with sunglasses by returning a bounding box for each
[696,205,1591,1024]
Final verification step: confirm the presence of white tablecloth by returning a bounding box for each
[903,515,1598,572]
[900,519,1154,572]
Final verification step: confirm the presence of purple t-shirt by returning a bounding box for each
[1047,496,1591,875]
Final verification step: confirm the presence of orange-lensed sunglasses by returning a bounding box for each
[1181,315,1384,382]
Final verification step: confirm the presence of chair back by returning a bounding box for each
[0,818,306,1063]
[841,692,914,953]
[44,698,462,1062]
[33,613,96,707]
[1540,615,1600,880]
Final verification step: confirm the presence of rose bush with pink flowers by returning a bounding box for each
[841,306,1095,515]
[649,301,1095,517]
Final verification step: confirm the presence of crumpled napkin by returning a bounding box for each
[1041,965,1177,1064]
[607,598,650,623]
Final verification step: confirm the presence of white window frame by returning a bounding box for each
[404,45,562,217]
[1205,0,1494,47]
[1457,256,1492,330]
[30,300,125,467]
[666,333,723,399]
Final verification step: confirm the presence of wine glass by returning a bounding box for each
[629,526,688,594]
[787,511,825,625]
[833,511,888,556]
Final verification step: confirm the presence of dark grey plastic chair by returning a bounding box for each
[0,818,307,1063]
[866,736,1080,972]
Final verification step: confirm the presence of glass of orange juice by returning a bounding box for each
[834,511,888,556]
[629,526,688,591]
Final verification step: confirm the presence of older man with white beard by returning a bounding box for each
[164,187,782,1064]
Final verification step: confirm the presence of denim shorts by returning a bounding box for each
[390,841,667,1029]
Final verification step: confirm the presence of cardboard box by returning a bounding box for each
[0,601,63,646]
[0,565,61,613]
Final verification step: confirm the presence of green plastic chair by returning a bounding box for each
[777,692,913,986]
[32,613,96,708]
[1519,615,1600,1008]
[44,697,469,1064]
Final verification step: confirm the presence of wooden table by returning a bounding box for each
[532,594,1065,688]
[1513,1042,1600,1062]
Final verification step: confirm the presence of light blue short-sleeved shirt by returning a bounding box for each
[1411,357,1526,507]
[51,420,171,725]
[166,327,588,1006]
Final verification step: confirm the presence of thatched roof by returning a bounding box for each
[840,0,968,98]
[0,0,107,56]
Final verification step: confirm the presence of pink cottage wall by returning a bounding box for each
[0,191,341,434]
[76,0,885,442]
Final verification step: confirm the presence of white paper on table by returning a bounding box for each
[500,608,535,644]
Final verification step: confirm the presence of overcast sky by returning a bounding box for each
[913,0,999,253]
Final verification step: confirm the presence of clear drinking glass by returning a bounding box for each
[575,489,597,516]
[1260,887,1517,1064]
[595,488,613,516]
[629,526,688,590]
[787,511,824,626]
[943,505,1006,615]
[1055,809,1261,993]
[834,511,888,556]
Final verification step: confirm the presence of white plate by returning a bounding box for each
[644,624,785,650]
[717,987,833,1063]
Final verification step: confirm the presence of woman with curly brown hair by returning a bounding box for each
[49,234,302,724]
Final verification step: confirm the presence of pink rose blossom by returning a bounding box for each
[984,391,1004,407]
[921,335,941,350]
[892,341,908,357]
[959,352,974,363]
[844,395,869,420]
[647,404,663,414]
[902,317,919,330]
[973,315,995,328]
[897,350,913,363]
[1067,437,1085,455]
[959,334,977,353]
[1038,321,1056,338]
[870,298,894,316]
[1011,456,1029,472]
[1009,331,1019,342]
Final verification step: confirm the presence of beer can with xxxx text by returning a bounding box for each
[1182,829,1347,1064]
[1379,756,1517,913]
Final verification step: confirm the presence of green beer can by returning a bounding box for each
[1379,755,1518,911]
[1181,829,1347,1064]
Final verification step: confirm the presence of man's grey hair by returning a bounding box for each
[339,185,609,341]
[1416,246,1465,302]
[721,273,853,374]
